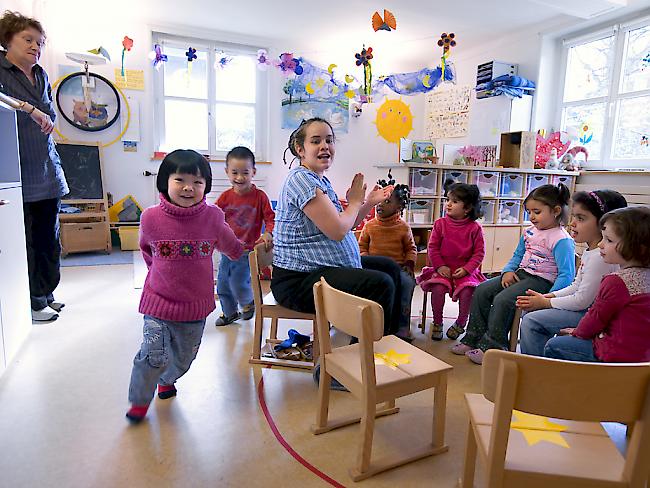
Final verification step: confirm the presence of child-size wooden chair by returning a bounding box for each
[312,277,452,481]
[461,349,650,488]
[248,243,316,370]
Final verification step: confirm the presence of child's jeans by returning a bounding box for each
[461,269,552,351]
[217,252,253,317]
[128,315,206,406]
[399,270,416,331]
[543,335,599,362]
[519,308,586,356]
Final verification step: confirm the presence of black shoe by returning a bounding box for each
[215,312,240,326]
[241,303,255,320]
[313,363,348,392]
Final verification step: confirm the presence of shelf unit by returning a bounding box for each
[380,163,578,273]
[60,199,112,256]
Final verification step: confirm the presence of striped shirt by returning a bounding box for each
[0,51,68,202]
[273,166,361,272]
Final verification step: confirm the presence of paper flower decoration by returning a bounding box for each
[151,44,167,69]
[277,52,303,75]
[121,36,133,76]
[186,47,197,62]
[437,32,456,53]
[579,123,593,144]
[257,49,271,70]
[355,46,373,66]
[216,54,232,69]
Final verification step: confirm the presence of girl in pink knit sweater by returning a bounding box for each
[126,150,243,423]
[417,183,486,340]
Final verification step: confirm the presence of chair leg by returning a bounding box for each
[270,316,279,341]
[356,400,377,476]
[433,374,448,449]
[251,313,264,360]
[461,421,477,488]
[312,364,331,432]
[420,291,428,333]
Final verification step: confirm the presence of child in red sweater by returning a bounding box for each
[544,206,650,362]
[358,183,417,340]
[127,150,243,423]
[215,146,275,326]
[417,183,486,340]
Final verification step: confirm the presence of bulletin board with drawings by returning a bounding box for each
[425,84,472,139]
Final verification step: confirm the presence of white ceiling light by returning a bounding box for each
[528,0,627,19]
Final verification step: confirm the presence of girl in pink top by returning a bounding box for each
[417,183,486,340]
[544,206,650,362]
[126,150,243,423]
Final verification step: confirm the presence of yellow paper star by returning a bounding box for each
[510,411,569,448]
[374,349,411,370]
[331,86,339,95]
[315,78,325,88]
[344,89,356,99]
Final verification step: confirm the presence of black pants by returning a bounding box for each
[271,256,402,335]
[23,198,61,310]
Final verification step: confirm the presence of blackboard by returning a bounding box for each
[56,143,104,200]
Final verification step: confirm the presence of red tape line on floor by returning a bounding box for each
[257,370,347,488]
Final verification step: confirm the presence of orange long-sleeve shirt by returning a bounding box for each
[358,213,417,266]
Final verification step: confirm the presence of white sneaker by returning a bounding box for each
[31,307,59,322]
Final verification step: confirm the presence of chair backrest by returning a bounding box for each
[482,350,650,423]
[482,350,650,485]
[249,243,271,310]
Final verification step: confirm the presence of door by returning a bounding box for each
[482,227,495,272]
[492,227,521,272]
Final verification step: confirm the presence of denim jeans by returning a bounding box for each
[217,252,253,317]
[399,270,416,330]
[519,308,586,356]
[128,315,206,405]
[461,270,552,351]
[543,335,599,362]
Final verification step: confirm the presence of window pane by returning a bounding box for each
[163,46,208,99]
[563,36,614,102]
[215,55,256,103]
[613,96,650,159]
[621,25,650,93]
[214,103,255,152]
[561,103,606,160]
[163,99,208,152]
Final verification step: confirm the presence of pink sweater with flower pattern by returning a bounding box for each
[139,194,243,322]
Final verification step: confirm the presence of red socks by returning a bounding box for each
[126,405,149,424]
[157,384,177,399]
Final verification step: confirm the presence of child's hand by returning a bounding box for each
[558,327,576,336]
[366,184,393,206]
[501,271,519,288]
[516,289,551,311]
[437,266,451,278]
[255,232,273,251]
[403,260,415,278]
[346,173,367,206]
[452,267,468,279]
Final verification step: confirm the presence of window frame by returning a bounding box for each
[557,17,650,169]
[152,31,268,160]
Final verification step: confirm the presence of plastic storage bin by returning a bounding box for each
[499,174,524,197]
[407,200,434,224]
[410,169,437,196]
[475,171,499,197]
[118,226,140,250]
[478,200,496,224]
[497,200,521,224]
[526,175,549,194]
[441,170,468,189]
[552,174,573,187]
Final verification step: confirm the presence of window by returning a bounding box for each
[559,19,650,168]
[152,33,266,158]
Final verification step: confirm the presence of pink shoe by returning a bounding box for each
[466,349,484,365]
[451,343,473,355]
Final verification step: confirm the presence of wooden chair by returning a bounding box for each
[461,350,650,488]
[312,278,452,481]
[248,243,316,370]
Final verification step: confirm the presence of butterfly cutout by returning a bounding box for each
[372,9,396,32]
[152,44,167,68]
[186,47,197,62]
[88,46,110,61]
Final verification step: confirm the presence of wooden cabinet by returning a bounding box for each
[483,226,521,272]
[60,220,110,255]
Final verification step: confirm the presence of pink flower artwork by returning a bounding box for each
[535,132,571,168]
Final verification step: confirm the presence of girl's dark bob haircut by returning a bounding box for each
[156,149,212,197]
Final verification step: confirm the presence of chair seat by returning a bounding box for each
[466,394,625,484]
[326,335,452,398]
[262,292,315,319]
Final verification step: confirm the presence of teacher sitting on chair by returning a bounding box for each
[0,11,69,322]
